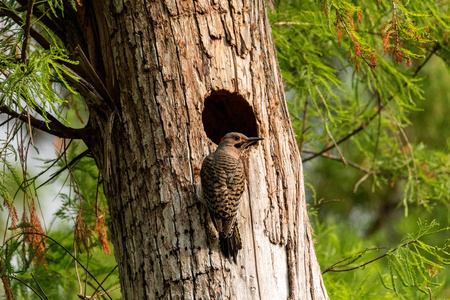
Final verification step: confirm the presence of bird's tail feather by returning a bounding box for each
[219,223,242,263]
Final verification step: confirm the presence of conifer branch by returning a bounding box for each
[301,149,375,174]
[413,44,439,77]
[34,108,88,139]
[31,273,49,300]
[90,265,118,299]
[0,2,116,113]
[397,125,422,204]
[272,21,315,26]
[20,0,34,64]
[302,103,384,163]
[35,148,91,190]
[353,173,370,193]
[298,98,309,151]
[0,115,15,127]
[0,2,105,109]
[8,275,45,300]
[2,232,113,299]
[425,286,432,300]
[0,106,87,139]
[95,285,121,298]
[15,140,73,193]
[322,240,419,274]
[15,0,66,44]
[13,4,28,12]
[0,1,51,50]
[315,86,348,165]
[26,104,35,146]
[335,9,376,69]
[371,95,382,171]
[303,46,438,163]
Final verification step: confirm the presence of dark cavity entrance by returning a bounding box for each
[202,90,258,144]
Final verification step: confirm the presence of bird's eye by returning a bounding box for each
[234,136,240,141]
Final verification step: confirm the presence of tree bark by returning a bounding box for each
[75,0,328,299]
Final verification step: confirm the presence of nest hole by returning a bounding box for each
[202,90,258,144]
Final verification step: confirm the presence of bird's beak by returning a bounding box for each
[235,137,264,149]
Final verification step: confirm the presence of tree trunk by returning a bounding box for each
[79,1,328,299]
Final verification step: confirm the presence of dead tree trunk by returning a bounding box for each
[71,1,328,299]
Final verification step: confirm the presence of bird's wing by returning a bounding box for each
[201,154,228,232]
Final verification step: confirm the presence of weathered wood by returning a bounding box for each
[80,0,329,299]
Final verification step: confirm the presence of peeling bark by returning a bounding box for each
[78,0,329,299]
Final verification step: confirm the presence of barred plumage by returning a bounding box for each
[201,132,263,262]
[201,150,245,234]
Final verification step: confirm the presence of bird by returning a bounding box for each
[200,132,264,262]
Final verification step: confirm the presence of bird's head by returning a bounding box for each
[217,132,264,157]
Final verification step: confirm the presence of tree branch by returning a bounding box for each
[0,2,116,113]
[90,265,118,299]
[302,149,375,174]
[298,98,309,151]
[272,21,316,26]
[302,103,384,163]
[8,275,45,300]
[322,240,418,274]
[0,106,87,139]
[35,148,91,190]
[303,45,439,163]
[322,246,388,274]
[31,273,49,300]
[413,43,439,77]
[0,1,51,50]
[314,86,348,165]
[35,107,88,138]
[0,1,104,108]
[335,9,376,68]
[20,0,34,63]
[15,139,73,193]
[15,0,66,45]
[2,232,113,300]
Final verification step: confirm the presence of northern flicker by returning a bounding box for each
[201,132,263,261]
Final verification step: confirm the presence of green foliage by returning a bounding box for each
[0,0,449,298]
[1,229,119,300]
[0,1,79,124]
[0,140,118,299]
[0,45,79,123]
[270,0,450,208]
[313,213,449,299]
[270,0,450,298]
[0,1,116,298]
